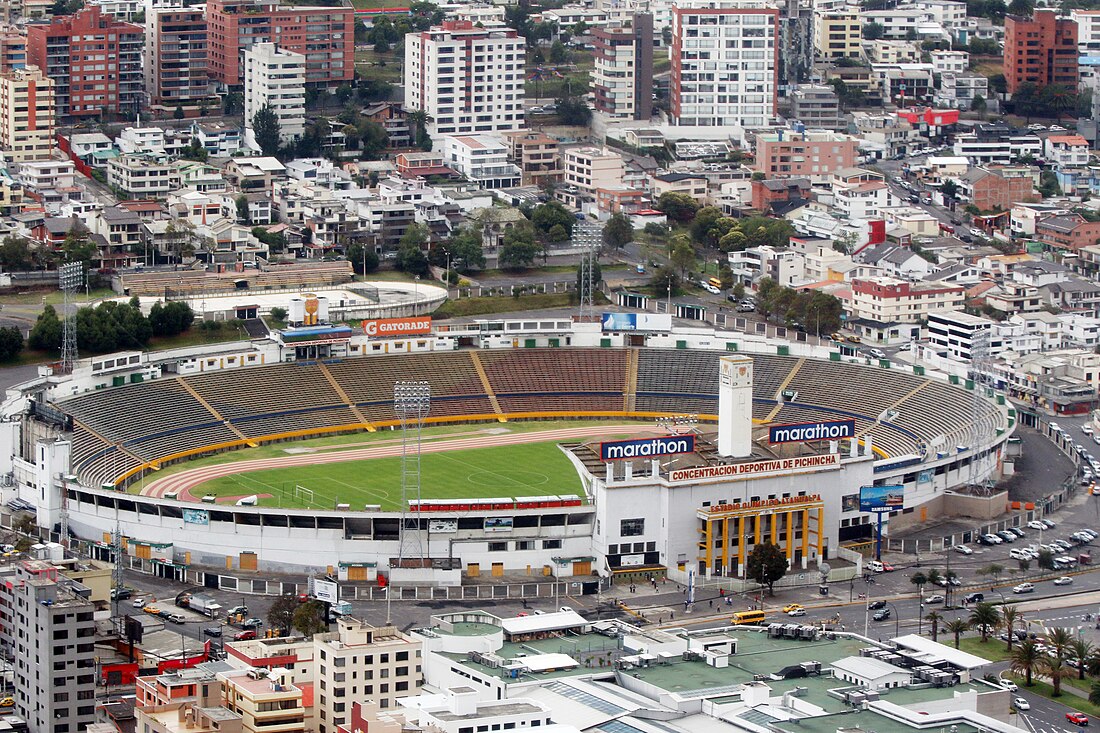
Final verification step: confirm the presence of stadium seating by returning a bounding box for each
[480,349,628,395]
[326,353,486,405]
[185,363,345,419]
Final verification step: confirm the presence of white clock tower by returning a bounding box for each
[718,355,753,458]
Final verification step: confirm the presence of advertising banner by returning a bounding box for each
[311,578,339,604]
[600,435,695,461]
[859,485,904,512]
[768,420,856,444]
[670,453,841,484]
[601,313,673,332]
[484,517,514,532]
[182,509,209,526]
[362,317,433,337]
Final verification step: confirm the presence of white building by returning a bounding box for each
[243,42,305,143]
[404,22,525,140]
[831,168,893,220]
[562,146,626,193]
[929,49,969,73]
[953,133,1042,165]
[728,244,802,286]
[441,135,522,189]
[669,0,779,129]
[1044,135,1091,170]
[935,73,988,109]
[1071,9,1100,55]
[861,8,932,39]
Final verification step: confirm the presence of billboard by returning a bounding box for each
[601,312,672,332]
[859,485,904,513]
[312,578,339,604]
[669,453,841,484]
[182,509,209,526]
[768,420,856,444]
[362,316,433,337]
[428,520,458,533]
[600,435,695,462]
[484,517,514,532]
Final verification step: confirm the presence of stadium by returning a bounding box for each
[0,315,1014,587]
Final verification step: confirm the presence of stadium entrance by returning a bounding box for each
[696,494,826,576]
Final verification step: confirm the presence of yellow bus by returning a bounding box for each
[730,610,767,625]
[707,277,723,290]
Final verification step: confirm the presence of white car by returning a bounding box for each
[1050,124,1067,131]
[954,544,973,554]
[1028,520,1046,530]
[969,228,984,238]
[1014,697,1030,711]
[1001,679,1018,691]
[869,348,886,359]
[1009,548,1032,561]
[1054,576,1074,585]
[788,608,807,616]
[1012,582,1035,594]
[925,594,945,604]
[1084,425,1095,435]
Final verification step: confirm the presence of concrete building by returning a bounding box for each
[440,135,522,189]
[669,0,780,128]
[562,147,625,193]
[935,72,988,109]
[26,5,143,118]
[139,704,244,733]
[930,49,969,73]
[8,561,96,733]
[205,0,354,88]
[849,276,966,324]
[107,154,182,197]
[1036,214,1100,251]
[0,30,26,73]
[814,12,862,60]
[1045,135,1091,169]
[219,668,306,733]
[962,167,1037,211]
[789,83,844,130]
[501,131,563,187]
[243,43,305,143]
[404,21,525,139]
[144,7,211,109]
[313,619,422,733]
[1071,9,1100,55]
[1004,10,1078,94]
[753,129,858,181]
[0,65,55,162]
[592,14,654,120]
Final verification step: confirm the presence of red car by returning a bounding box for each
[1067,713,1089,726]
[233,630,257,641]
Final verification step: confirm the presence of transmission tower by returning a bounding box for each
[574,221,601,320]
[968,328,996,496]
[58,262,83,374]
[112,509,125,624]
[394,381,430,567]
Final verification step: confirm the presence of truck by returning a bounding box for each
[188,594,223,618]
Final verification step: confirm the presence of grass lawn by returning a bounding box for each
[1007,674,1098,715]
[354,48,403,83]
[147,322,250,350]
[349,0,409,9]
[432,291,608,318]
[190,440,585,509]
[958,635,1013,662]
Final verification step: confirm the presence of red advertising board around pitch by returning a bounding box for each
[362,317,433,337]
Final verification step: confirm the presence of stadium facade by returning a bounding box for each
[0,318,1013,585]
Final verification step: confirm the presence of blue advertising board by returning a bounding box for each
[859,485,904,513]
[600,435,695,461]
[601,313,673,332]
[768,420,856,444]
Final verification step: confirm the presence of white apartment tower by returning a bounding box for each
[404,21,525,139]
[669,0,780,128]
[244,42,305,143]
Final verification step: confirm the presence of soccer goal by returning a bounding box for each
[294,485,315,508]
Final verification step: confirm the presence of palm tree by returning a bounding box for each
[1011,639,1042,686]
[926,568,943,588]
[1002,606,1021,652]
[1045,627,1074,697]
[1071,639,1093,681]
[1040,654,1068,697]
[969,602,1001,642]
[945,618,969,649]
[1090,680,1100,706]
[925,610,943,642]
[1086,648,1100,677]
[911,571,927,597]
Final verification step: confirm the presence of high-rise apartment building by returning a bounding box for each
[1071,9,1100,55]
[592,14,654,120]
[7,561,96,733]
[26,5,143,117]
[205,0,354,88]
[244,42,305,142]
[0,30,26,73]
[814,12,861,60]
[145,7,211,109]
[403,21,525,138]
[1004,10,1078,94]
[0,65,55,161]
[669,0,780,128]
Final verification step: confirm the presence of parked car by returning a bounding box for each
[233,630,257,641]
[1009,527,1026,537]
[1010,548,1031,561]
[242,617,264,629]
[997,530,1017,543]
[1042,519,1057,528]
[954,544,973,554]
[1012,583,1035,594]
[1067,713,1089,726]
[1013,697,1030,711]
[925,594,945,603]
[1054,576,1074,585]
[1028,521,1047,530]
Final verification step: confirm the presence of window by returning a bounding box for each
[620,518,645,536]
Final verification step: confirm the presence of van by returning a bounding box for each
[166,613,186,624]
[867,560,885,573]
[730,610,767,625]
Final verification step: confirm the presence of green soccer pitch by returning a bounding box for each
[188,440,585,510]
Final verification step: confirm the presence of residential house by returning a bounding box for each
[1036,214,1100,251]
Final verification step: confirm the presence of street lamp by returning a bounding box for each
[886,601,900,639]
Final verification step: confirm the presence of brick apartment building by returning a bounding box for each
[145,7,212,109]
[751,178,812,212]
[753,130,858,181]
[26,5,143,117]
[1036,214,1100,251]
[205,0,354,88]
[963,167,1038,211]
[1004,9,1079,94]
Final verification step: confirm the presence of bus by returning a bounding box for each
[730,610,767,625]
[707,277,723,290]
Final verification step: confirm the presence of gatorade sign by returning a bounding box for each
[362,317,432,337]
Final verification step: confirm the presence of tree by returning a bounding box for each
[1007,0,1033,14]
[745,542,788,595]
[945,618,969,649]
[670,237,696,279]
[1044,627,1074,696]
[968,602,1000,642]
[1011,639,1042,686]
[499,222,541,270]
[0,236,35,271]
[270,307,288,322]
[395,224,431,277]
[925,610,943,641]
[148,301,194,337]
[651,266,679,298]
[251,104,282,157]
[1039,84,1078,120]
[657,192,701,223]
[977,563,1004,586]
[437,227,485,273]
[863,22,885,39]
[346,240,380,276]
[293,600,328,636]
[602,213,634,250]
[358,120,389,160]
[941,179,960,199]
[531,201,575,240]
[1071,638,1093,681]
[557,96,592,126]
[988,74,1008,96]
[1002,606,1020,651]
[236,195,250,224]
[1011,82,1040,123]
[29,305,62,354]
[1037,549,1056,570]
[1090,680,1100,706]
[267,595,298,634]
[174,105,185,120]
[549,40,569,63]
[62,223,97,272]
[970,94,988,119]
[925,568,943,587]
[0,327,23,362]
[910,571,928,593]
[718,264,734,291]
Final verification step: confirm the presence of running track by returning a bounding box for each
[141,425,659,502]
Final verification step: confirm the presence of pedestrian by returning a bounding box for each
[671,611,675,620]
[709,599,713,608]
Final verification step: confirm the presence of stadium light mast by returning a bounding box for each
[574,221,600,321]
[394,381,431,571]
[58,262,83,374]
[968,329,995,496]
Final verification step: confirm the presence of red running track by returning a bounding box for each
[141,424,658,502]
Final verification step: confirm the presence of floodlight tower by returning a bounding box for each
[968,328,995,496]
[58,262,83,374]
[574,221,601,320]
[394,381,431,567]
